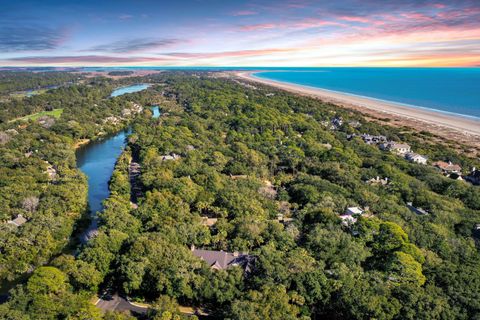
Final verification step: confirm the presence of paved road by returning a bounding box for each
[96,292,148,316]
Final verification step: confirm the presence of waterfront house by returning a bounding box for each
[433,161,462,174]
[191,245,254,272]
[380,141,411,154]
[405,152,428,165]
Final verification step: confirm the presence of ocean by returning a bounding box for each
[253,68,480,120]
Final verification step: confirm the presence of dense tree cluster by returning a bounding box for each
[0,71,81,95]
[0,76,160,293]
[1,72,479,319]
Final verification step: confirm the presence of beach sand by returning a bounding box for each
[234,71,480,151]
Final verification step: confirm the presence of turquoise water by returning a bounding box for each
[151,105,160,118]
[110,83,149,97]
[254,68,480,119]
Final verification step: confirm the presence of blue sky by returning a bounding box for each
[1,0,480,66]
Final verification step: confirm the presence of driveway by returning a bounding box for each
[96,292,148,316]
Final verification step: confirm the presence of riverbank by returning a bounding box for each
[234,71,480,150]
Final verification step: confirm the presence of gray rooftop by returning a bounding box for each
[191,246,253,271]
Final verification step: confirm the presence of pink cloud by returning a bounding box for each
[6,55,172,64]
[165,48,295,59]
[240,23,277,31]
[400,12,434,22]
[340,16,371,23]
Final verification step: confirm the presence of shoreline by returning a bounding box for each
[234,71,480,150]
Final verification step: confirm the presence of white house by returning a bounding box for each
[380,142,411,154]
[345,207,364,215]
[405,152,428,165]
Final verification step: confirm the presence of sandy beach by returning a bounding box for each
[234,71,480,150]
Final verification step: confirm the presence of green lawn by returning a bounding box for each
[13,108,64,122]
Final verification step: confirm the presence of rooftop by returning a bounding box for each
[191,246,253,271]
[7,214,27,227]
[433,161,462,172]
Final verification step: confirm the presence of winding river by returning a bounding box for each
[76,84,156,243]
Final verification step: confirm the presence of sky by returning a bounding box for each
[1,0,480,67]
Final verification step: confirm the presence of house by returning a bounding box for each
[380,141,411,154]
[7,214,27,227]
[465,168,480,185]
[339,207,364,225]
[201,217,218,227]
[339,214,357,225]
[191,245,254,272]
[361,134,387,145]
[330,117,343,130]
[161,153,181,161]
[432,161,462,174]
[366,176,389,186]
[405,152,428,165]
[406,202,428,215]
[44,161,57,180]
[276,214,295,224]
[345,207,364,216]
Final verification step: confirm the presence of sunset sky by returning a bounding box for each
[1,0,480,67]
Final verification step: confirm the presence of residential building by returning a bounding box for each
[406,202,428,215]
[161,153,181,161]
[380,141,411,154]
[201,217,218,227]
[466,168,480,185]
[433,161,462,174]
[366,176,389,186]
[190,245,254,272]
[345,207,364,215]
[405,152,428,165]
[361,134,387,145]
[7,214,27,227]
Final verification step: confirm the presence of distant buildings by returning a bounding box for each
[339,207,364,225]
[329,116,343,130]
[347,134,387,145]
[366,176,389,186]
[200,217,218,227]
[405,152,428,165]
[379,141,411,154]
[161,153,181,161]
[361,134,387,145]
[432,161,462,175]
[406,202,428,215]
[7,214,27,227]
[191,245,254,272]
[466,168,480,185]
